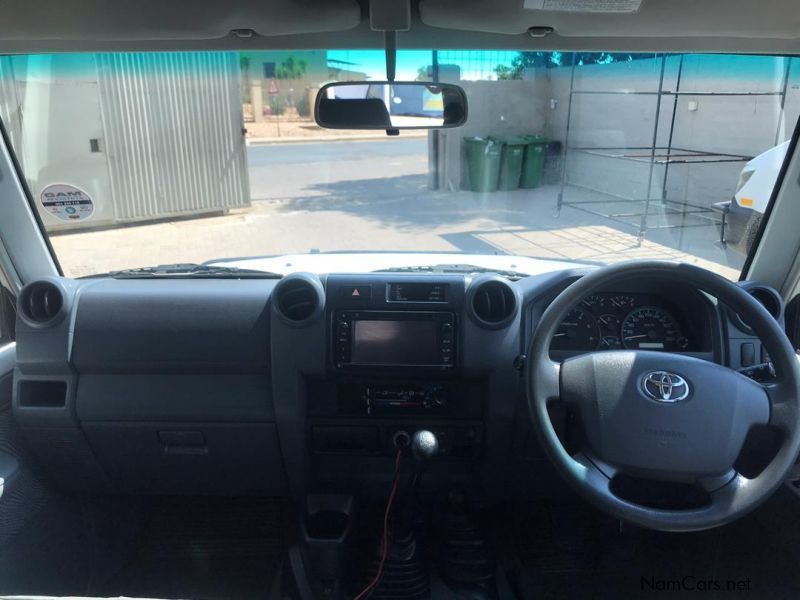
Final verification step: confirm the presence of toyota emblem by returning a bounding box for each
[641,371,690,402]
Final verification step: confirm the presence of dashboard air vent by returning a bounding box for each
[20,281,64,324]
[730,283,783,334]
[275,277,321,323]
[749,287,782,321]
[471,279,517,327]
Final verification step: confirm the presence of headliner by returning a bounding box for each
[0,0,798,55]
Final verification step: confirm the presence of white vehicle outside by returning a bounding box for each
[727,140,790,253]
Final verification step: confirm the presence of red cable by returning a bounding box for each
[353,449,403,600]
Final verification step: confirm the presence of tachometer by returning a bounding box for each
[621,306,686,351]
[552,307,600,351]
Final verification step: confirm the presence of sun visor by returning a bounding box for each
[0,0,361,41]
[419,0,800,39]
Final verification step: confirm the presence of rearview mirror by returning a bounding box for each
[314,81,467,130]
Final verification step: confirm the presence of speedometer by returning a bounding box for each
[621,307,687,351]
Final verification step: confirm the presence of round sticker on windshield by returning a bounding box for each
[40,183,94,222]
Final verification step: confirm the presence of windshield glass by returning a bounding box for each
[0,50,795,279]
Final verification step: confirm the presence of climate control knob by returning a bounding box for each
[423,386,447,409]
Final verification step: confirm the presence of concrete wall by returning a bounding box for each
[437,73,551,191]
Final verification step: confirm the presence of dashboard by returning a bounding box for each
[9,266,780,503]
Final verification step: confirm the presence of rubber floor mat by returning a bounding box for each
[510,489,800,600]
[100,497,287,600]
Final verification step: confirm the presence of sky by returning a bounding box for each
[327,49,520,81]
[10,50,794,89]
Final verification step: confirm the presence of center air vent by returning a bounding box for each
[274,275,323,324]
[20,280,64,325]
[469,278,517,328]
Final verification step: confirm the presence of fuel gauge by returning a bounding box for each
[597,314,622,334]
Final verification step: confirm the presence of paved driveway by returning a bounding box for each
[50,138,744,279]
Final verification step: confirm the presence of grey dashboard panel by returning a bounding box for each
[81,421,287,494]
[71,279,274,373]
[77,374,274,422]
[13,277,284,495]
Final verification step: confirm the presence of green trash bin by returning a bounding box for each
[520,135,548,189]
[464,137,503,192]
[489,136,528,191]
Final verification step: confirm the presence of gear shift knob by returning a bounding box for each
[411,430,439,462]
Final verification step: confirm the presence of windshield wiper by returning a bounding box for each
[374,264,529,280]
[81,263,282,279]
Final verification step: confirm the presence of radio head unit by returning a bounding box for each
[334,311,455,369]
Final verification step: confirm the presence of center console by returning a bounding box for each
[306,275,485,462]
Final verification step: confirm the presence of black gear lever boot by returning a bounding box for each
[364,430,439,600]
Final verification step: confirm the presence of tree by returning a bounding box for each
[277,56,308,80]
[493,64,517,80]
[493,51,657,79]
[239,55,251,76]
[239,55,252,102]
[494,52,550,79]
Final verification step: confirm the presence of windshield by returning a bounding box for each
[0,50,794,279]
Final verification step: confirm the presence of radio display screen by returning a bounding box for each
[351,319,440,365]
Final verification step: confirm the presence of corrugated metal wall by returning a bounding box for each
[96,52,250,222]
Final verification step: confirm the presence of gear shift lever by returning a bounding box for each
[401,430,439,525]
[410,430,439,491]
[411,430,440,464]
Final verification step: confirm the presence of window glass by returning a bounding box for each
[0,50,794,279]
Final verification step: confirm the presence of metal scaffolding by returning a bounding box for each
[556,54,791,243]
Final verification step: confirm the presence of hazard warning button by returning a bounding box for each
[339,285,372,302]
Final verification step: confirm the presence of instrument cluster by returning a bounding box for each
[550,292,692,353]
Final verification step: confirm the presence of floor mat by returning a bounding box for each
[100,497,287,600]
[510,488,800,600]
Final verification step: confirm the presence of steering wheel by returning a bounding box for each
[526,261,800,532]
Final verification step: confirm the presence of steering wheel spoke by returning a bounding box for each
[698,469,738,493]
[705,470,750,510]
[571,451,616,497]
[766,380,799,434]
[532,358,561,408]
[575,449,619,480]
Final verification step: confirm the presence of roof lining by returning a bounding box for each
[0,1,799,56]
